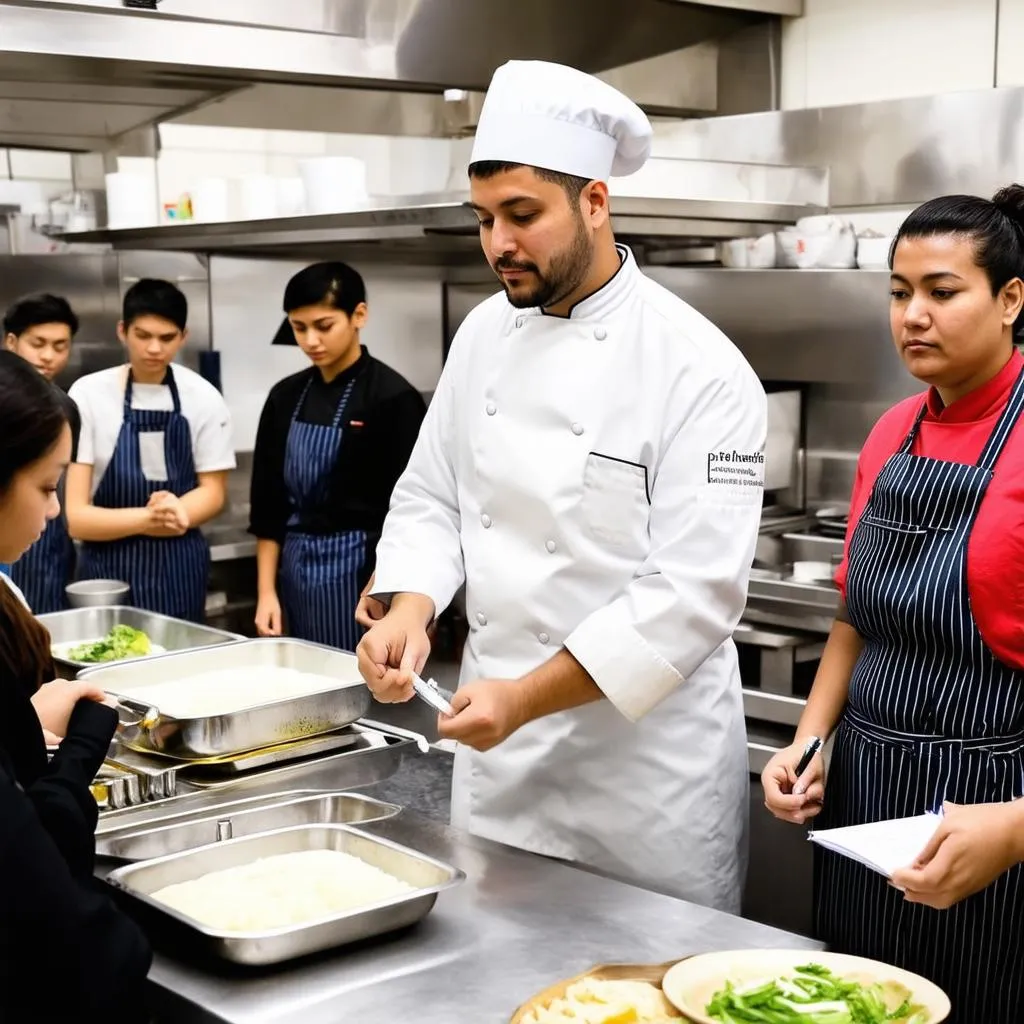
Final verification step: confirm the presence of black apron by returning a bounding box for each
[816,367,1024,1023]
[278,375,366,651]
[77,369,209,623]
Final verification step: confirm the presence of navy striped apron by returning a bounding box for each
[9,510,74,614]
[816,366,1024,1024]
[77,368,209,623]
[279,376,366,652]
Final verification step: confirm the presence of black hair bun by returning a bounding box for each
[992,183,1024,228]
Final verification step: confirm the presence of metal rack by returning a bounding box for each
[59,193,826,265]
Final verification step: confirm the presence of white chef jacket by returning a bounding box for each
[373,246,767,911]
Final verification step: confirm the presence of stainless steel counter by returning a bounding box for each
[128,809,822,1024]
[203,523,257,563]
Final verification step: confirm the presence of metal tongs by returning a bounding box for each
[110,693,161,731]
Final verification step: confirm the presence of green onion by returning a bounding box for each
[704,964,928,1024]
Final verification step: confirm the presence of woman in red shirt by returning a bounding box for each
[763,185,1024,1023]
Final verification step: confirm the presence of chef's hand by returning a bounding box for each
[255,593,283,637]
[31,680,113,740]
[356,596,434,702]
[437,679,528,752]
[890,801,1024,910]
[762,739,826,824]
[354,578,439,638]
[355,573,387,628]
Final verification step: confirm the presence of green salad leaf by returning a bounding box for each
[705,964,929,1024]
[67,624,152,663]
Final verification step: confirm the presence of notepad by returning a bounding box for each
[808,812,942,878]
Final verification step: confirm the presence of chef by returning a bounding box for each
[358,60,767,910]
[3,294,81,611]
[64,279,236,623]
[249,261,425,651]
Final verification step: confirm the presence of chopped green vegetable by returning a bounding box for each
[66,624,152,663]
[705,964,929,1024]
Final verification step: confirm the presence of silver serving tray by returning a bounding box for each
[40,605,242,678]
[96,791,401,861]
[106,824,465,965]
[78,638,371,759]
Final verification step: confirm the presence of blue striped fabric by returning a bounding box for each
[10,513,74,614]
[278,376,366,652]
[77,368,209,623]
[816,366,1024,1024]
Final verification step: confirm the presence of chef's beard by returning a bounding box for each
[495,211,593,310]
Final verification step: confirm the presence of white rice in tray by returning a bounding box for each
[117,666,351,718]
[150,849,416,931]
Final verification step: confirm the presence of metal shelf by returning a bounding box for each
[58,192,825,263]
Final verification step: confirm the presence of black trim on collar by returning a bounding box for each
[540,245,629,320]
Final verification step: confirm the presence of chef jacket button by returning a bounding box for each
[481,513,492,528]
[538,632,550,645]
[594,326,607,341]
[486,402,497,416]
[571,422,584,436]
[476,612,488,626]
[515,316,526,328]
[545,540,557,553]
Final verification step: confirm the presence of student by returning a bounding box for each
[250,262,425,651]
[65,279,236,623]
[0,350,152,1021]
[4,293,81,611]
[763,186,1024,1024]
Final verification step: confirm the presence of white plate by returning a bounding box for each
[662,949,951,1023]
[51,639,166,662]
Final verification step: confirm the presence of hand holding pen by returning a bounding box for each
[761,735,826,826]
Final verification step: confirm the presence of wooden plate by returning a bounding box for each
[510,961,684,1023]
[661,949,951,1024]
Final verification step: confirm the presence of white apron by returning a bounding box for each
[374,248,766,911]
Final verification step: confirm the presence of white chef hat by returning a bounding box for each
[469,60,652,182]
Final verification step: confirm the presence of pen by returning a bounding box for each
[794,735,823,779]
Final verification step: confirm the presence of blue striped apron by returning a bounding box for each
[9,509,74,614]
[77,368,209,623]
[816,366,1024,1024]
[279,375,366,652]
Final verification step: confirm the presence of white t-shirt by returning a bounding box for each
[0,571,30,610]
[70,364,236,496]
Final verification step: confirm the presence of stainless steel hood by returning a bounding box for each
[0,0,800,151]
[60,191,823,267]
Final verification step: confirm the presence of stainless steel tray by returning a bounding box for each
[78,638,372,759]
[106,824,465,965]
[177,722,391,791]
[97,791,401,861]
[95,725,411,828]
[150,727,361,775]
[40,605,242,679]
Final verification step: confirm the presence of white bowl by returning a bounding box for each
[857,234,894,269]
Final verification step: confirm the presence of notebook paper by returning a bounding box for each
[808,812,942,878]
